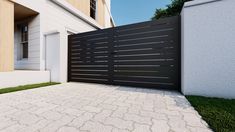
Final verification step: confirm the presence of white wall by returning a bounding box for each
[0,71,50,88]
[12,0,100,83]
[181,0,235,99]
[41,0,97,83]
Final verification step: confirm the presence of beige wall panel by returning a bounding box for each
[65,0,105,27]
[97,0,105,27]
[0,0,14,72]
[65,0,90,16]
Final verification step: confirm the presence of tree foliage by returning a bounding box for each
[152,0,192,20]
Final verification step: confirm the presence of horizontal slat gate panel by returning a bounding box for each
[115,24,176,36]
[68,16,180,90]
[113,76,175,84]
[71,65,108,71]
[69,79,110,85]
[71,44,110,49]
[70,74,109,79]
[113,49,177,56]
[113,61,176,66]
[112,50,175,56]
[112,81,175,89]
[113,38,176,47]
[114,66,176,71]
[114,71,177,77]
[71,70,108,74]
[113,42,175,50]
[113,55,176,61]
[114,31,176,42]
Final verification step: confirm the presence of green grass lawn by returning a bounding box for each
[186,96,235,132]
[0,82,60,94]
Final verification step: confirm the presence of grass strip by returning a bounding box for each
[0,82,60,94]
[186,96,235,132]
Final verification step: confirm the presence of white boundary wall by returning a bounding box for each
[181,0,235,98]
[0,71,50,89]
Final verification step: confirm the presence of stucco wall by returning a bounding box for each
[181,0,235,98]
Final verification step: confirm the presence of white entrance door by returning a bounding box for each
[45,33,60,82]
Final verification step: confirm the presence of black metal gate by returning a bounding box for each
[68,16,181,90]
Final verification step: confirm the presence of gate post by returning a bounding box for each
[178,16,182,92]
[67,35,71,82]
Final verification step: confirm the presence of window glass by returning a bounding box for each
[90,0,96,19]
[21,25,28,59]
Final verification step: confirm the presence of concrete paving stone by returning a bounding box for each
[124,113,152,125]
[62,108,85,117]
[132,123,151,132]
[80,121,113,132]
[98,103,117,111]
[112,101,131,107]
[103,98,117,104]
[155,109,181,116]
[69,112,95,128]
[127,106,141,115]
[140,110,167,120]
[168,116,188,132]
[151,119,170,132]
[14,103,35,110]
[57,126,79,132]
[40,115,74,132]
[117,96,128,102]
[112,128,129,132]
[104,117,133,130]
[187,126,213,132]
[111,106,128,118]
[183,113,208,128]
[0,124,26,132]
[0,83,211,132]
[17,119,52,132]
[94,109,113,122]
[0,117,17,130]
[142,105,154,112]
[81,106,102,113]
[6,111,41,126]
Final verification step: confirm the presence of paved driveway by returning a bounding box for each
[0,83,212,132]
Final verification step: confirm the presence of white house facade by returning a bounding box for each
[0,0,114,87]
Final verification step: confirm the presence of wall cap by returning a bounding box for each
[184,0,223,8]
